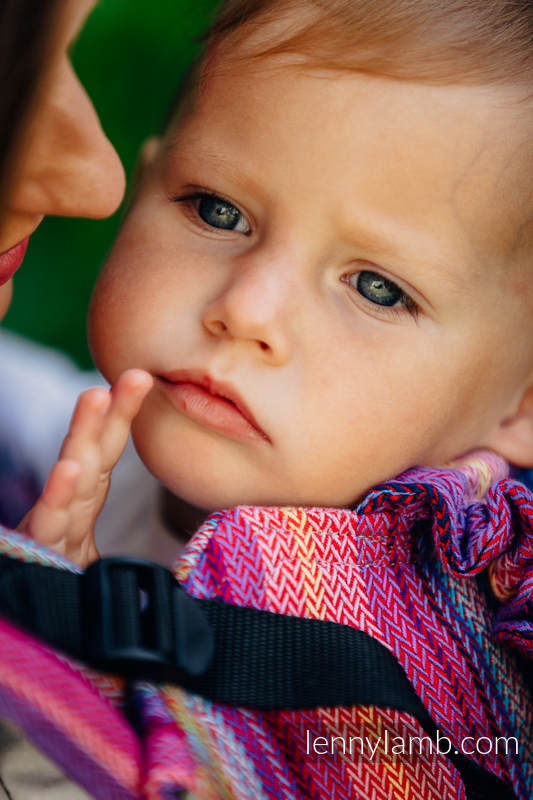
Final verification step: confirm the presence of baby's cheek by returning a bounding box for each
[88,273,129,383]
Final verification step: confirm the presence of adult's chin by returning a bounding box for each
[0,280,13,322]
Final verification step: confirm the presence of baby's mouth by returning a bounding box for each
[156,370,270,443]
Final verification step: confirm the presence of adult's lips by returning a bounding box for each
[0,237,29,286]
[157,369,270,443]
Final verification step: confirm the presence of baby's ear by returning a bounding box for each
[138,137,162,172]
[482,384,533,467]
[126,137,162,205]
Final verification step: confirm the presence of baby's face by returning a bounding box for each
[89,53,533,510]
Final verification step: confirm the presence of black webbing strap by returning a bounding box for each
[0,554,518,800]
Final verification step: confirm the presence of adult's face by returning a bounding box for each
[0,0,125,319]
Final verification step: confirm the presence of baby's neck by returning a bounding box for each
[158,487,210,545]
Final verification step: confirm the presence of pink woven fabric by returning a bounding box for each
[0,451,531,798]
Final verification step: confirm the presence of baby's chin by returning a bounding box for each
[154,466,362,514]
[157,469,277,513]
[130,434,258,512]
[136,446,294,512]
[129,409,289,511]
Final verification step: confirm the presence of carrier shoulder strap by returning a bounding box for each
[0,555,518,800]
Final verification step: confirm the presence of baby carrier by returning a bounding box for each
[0,451,530,799]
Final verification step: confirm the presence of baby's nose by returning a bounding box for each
[202,259,293,365]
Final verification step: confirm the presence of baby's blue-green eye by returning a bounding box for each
[344,269,418,317]
[353,270,404,306]
[197,195,250,233]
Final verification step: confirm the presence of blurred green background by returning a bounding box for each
[4,0,219,368]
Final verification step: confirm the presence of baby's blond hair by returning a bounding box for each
[205,0,533,87]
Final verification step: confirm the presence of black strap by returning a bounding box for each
[0,555,518,799]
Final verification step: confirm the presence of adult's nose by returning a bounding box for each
[202,254,294,366]
[9,60,125,220]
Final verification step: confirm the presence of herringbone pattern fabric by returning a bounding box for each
[156,452,532,799]
[0,451,531,798]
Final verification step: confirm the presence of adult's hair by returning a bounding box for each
[205,0,533,87]
[0,0,59,192]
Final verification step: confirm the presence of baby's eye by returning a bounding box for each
[345,270,418,316]
[355,271,401,306]
[197,195,250,232]
[175,191,251,234]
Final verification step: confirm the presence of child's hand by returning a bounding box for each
[17,369,153,568]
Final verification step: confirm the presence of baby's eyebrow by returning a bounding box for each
[336,216,468,299]
[164,139,266,198]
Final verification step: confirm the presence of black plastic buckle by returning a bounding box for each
[82,557,213,681]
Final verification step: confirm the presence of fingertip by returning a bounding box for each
[119,369,154,391]
[129,368,153,385]
[79,386,111,414]
[91,386,113,406]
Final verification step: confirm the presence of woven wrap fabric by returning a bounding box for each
[0,451,531,798]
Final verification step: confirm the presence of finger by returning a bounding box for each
[100,370,153,467]
[18,459,81,545]
[40,459,82,510]
[110,369,153,417]
[58,389,111,502]
[59,387,111,463]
